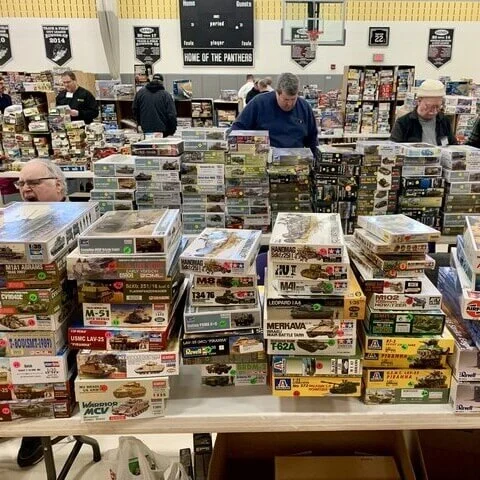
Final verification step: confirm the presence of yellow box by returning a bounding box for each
[271,374,361,397]
[363,368,452,389]
[363,352,449,369]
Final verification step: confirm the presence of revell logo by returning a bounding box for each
[369,371,384,382]
[367,339,383,350]
[274,378,291,391]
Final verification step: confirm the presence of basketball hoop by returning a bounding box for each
[307,29,322,52]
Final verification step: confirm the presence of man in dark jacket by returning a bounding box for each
[0,77,12,113]
[390,79,456,146]
[132,74,177,136]
[56,71,98,124]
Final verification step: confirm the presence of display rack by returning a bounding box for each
[191,98,214,127]
[213,99,239,127]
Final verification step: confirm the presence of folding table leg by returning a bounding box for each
[40,436,57,480]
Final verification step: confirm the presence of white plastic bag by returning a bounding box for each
[110,436,189,480]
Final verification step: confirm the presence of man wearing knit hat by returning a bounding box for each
[390,79,456,145]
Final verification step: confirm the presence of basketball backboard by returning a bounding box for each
[281,0,346,46]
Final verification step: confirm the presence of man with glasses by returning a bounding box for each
[231,72,318,154]
[390,79,456,145]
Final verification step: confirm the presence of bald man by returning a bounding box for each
[15,159,67,202]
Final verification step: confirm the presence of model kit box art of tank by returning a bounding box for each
[191,269,257,290]
[75,377,168,422]
[271,277,349,296]
[0,286,65,316]
[180,228,261,276]
[78,209,181,256]
[0,202,100,264]
[181,127,227,141]
[269,213,345,263]
[266,337,357,356]
[92,176,137,191]
[362,351,449,369]
[200,361,268,387]
[365,307,446,336]
[363,367,452,405]
[0,398,75,421]
[227,130,270,154]
[133,155,182,173]
[131,138,184,157]
[271,348,362,377]
[0,306,72,332]
[181,329,265,364]
[76,338,180,379]
[189,285,258,307]
[272,375,362,397]
[90,189,136,202]
[97,200,135,214]
[93,154,135,177]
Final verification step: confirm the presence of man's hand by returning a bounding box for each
[70,109,79,117]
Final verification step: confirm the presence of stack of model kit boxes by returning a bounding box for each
[314,145,361,234]
[225,130,271,232]
[355,141,400,220]
[181,128,228,233]
[348,214,454,405]
[440,145,480,235]
[0,202,99,421]
[267,213,366,398]
[397,143,443,230]
[90,154,136,213]
[180,228,267,387]
[131,138,184,211]
[268,148,313,226]
[67,209,186,421]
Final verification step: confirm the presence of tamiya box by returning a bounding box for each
[90,189,136,202]
[225,214,271,232]
[189,285,258,307]
[75,377,168,422]
[450,378,480,413]
[132,138,184,157]
[272,375,362,397]
[0,202,99,264]
[180,228,261,276]
[93,176,137,190]
[133,155,181,171]
[0,286,64,316]
[270,213,344,262]
[136,192,182,207]
[266,338,357,356]
[67,237,183,281]
[93,154,135,177]
[271,278,349,296]
[0,256,67,290]
[181,329,265,362]
[266,271,365,321]
[363,368,451,405]
[271,349,362,377]
[363,352,449,369]
[441,213,467,227]
[184,299,262,334]
[77,338,180,379]
[357,214,441,243]
[0,398,75,421]
[200,362,268,387]
[400,143,441,157]
[2,325,67,357]
[270,256,349,281]
[365,307,445,335]
[79,209,181,256]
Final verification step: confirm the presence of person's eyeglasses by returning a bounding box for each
[423,104,442,111]
[14,177,56,188]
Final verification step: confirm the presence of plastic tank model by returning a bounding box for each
[14,385,48,400]
[80,358,117,378]
[205,363,232,375]
[113,382,147,398]
[13,404,51,418]
[81,285,114,303]
[323,380,360,395]
[300,265,330,280]
[134,362,165,375]
[232,314,255,327]
[414,371,448,389]
[306,320,339,338]
[367,391,394,404]
[125,308,152,325]
[109,334,143,350]
[231,337,261,353]
[0,315,28,330]
[203,376,231,387]
[291,305,334,320]
[0,247,24,260]
[112,399,149,417]
[297,339,329,353]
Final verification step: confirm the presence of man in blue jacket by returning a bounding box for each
[231,72,318,153]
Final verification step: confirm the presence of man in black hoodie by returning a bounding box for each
[132,73,177,136]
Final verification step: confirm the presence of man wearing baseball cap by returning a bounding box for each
[390,79,456,145]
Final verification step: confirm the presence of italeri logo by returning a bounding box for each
[369,371,384,382]
[274,378,291,390]
[367,339,383,350]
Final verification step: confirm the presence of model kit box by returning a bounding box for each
[270,213,345,262]
[266,338,357,356]
[0,398,75,421]
[270,256,349,282]
[77,339,180,379]
[181,127,227,140]
[0,306,71,331]
[132,138,184,157]
[137,180,182,193]
[136,170,181,184]
[93,176,137,190]
[363,351,449,369]
[271,348,362,377]
[450,378,480,413]
[0,202,99,264]
[133,155,181,171]
[200,362,268,387]
[272,374,362,397]
[363,367,451,405]
[180,228,261,276]
[0,286,64,316]
[0,359,11,384]
[463,216,480,267]
[443,168,480,183]
[365,307,445,336]
[399,143,441,157]
[68,237,184,282]
[184,299,262,334]
[271,278,349,296]
[266,271,366,321]
[93,154,134,177]
[1,325,67,357]
[446,182,480,194]
[0,256,66,289]
[353,229,428,255]
[357,214,441,243]
[79,210,181,256]
[191,270,257,290]
[189,285,258,307]
[90,189,136,202]
[75,377,168,422]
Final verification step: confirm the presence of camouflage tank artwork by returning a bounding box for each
[14,385,48,400]
[367,391,394,404]
[0,247,24,260]
[16,302,49,314]
[297,339,329,353]
[300,265,330,280]
[125,308,152,325]
[113,382,147,398]
[112,399,149,417]
[414,371,448,389]
[233,313,255,327]
[13,404,51,418]
[204,376,231,387]
[306,320,339,338]
[0,315,28,330]
[109,334,144,350]
[409,349,444,369]
[80,358,117,378]
[412,316,444,334]
[205,363,232,375]
[323,379,360,395]
[291,305,334,320]
[231,337,261,353]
